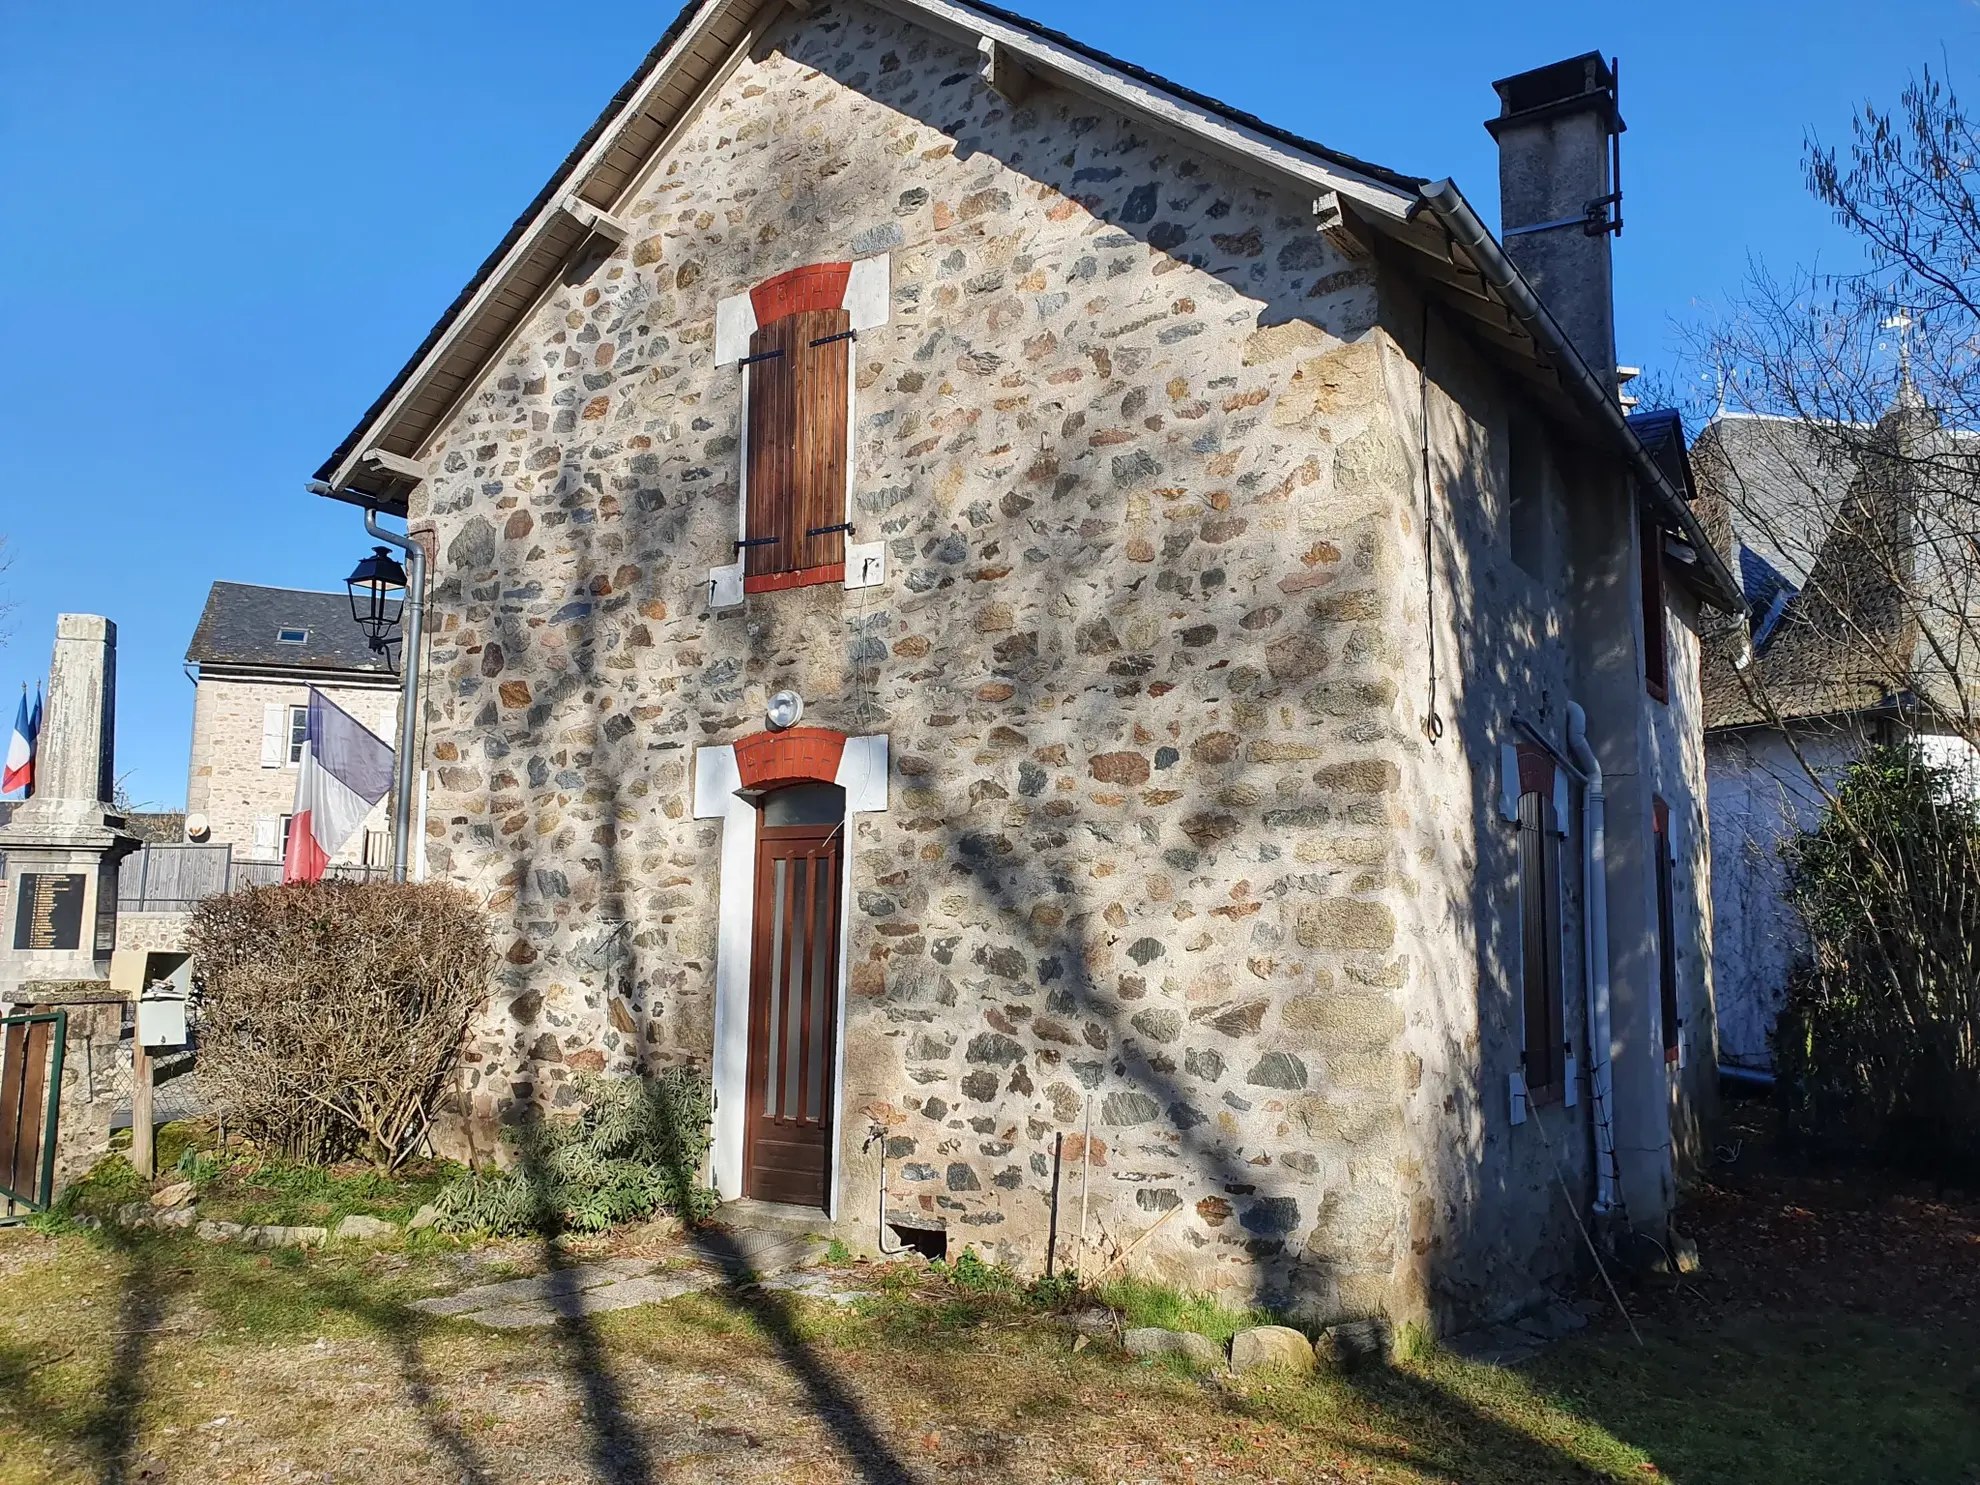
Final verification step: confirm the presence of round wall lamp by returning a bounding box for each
[765,689,805,731]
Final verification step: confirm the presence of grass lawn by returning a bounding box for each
[1,1113,1975,1484]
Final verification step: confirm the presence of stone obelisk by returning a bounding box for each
[0,615,140,1005]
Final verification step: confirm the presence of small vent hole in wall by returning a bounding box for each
[888,1223,947,1261]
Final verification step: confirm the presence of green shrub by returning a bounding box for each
[433,1070,717,1235]
[1779,744,1980,1180]
[936,1247,1019,1294]
[188,881,493,1169]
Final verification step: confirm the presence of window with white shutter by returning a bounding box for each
[259,704,286,768]
[251,815,279,860]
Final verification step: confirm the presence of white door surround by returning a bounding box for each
[693,728,888,1215]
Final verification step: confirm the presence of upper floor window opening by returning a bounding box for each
[1641,516,1670,702]
[1509,413,1547,579]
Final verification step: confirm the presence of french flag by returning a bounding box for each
[282,689,394,883]
[3,687,39,797]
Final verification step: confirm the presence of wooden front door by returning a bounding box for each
[744,786,845,1208]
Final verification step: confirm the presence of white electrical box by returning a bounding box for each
[134,952,193,1048]
[844,540,887,590]
[138,993,187,1049]
[707,561,744,610]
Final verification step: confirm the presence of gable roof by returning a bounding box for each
[186,582,397,678]
[1693,413,1855,590]
[311,0,1740,611]
[1697,401,1980,729]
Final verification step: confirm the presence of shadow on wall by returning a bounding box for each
[422,0,1608,1333]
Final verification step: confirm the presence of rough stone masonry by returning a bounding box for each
[386,2,1714,1332]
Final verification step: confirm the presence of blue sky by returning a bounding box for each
[2,0,1973,808]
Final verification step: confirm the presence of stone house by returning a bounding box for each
[1699,394,1980,1070]
[183,582,400,868]
[312,1,1739,1332]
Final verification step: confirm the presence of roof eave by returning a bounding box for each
[311,0,1427,511]
[1412,179,1744,614]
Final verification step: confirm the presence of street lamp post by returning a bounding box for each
[342,516,426,883]
[345,545,407,657]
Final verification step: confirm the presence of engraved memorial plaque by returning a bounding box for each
[13,873,86,951]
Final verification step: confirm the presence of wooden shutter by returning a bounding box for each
[1518,783,1566,1096]
[260,704,285,768]
[743,307,850,592]
[1654,798,1680,1063]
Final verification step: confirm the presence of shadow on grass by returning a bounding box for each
[530,1234,659,1484]
[0,1227,178,1484]
[1519,1313,1980,1485]
[0,1227,515,1484]
[1308,1354,1629,1485]
[299,1268,499,1482]
[689,1223,925,1485]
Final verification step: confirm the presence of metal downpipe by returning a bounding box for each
[1567,701,1621,1215]
[364,507,426,884]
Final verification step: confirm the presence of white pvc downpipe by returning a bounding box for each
[1566,702,1621,1214]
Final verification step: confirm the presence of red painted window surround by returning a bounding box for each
[750,263,852,324]
[733,726,847,790]
[743,562,846,595]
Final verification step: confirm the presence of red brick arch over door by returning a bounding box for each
[732,727,847,791]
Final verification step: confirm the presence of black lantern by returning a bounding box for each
[346,545,408,654]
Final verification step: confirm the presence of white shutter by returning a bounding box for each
[251,815,279,859]
[379,703,399,747]
[260,704,285,768]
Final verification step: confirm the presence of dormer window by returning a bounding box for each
[277,627,308,645]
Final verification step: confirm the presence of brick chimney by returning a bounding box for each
[1487,53,1624,397]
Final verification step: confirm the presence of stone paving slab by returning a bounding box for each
[686,1227,821,1279]
[759,1271,871,1306]
[406,1223,837,1329]
[409,1261,660,1319]
[468,1275,716,1329]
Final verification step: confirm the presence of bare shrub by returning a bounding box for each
[189,882,493,1169]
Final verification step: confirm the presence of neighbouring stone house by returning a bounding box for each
[311,2,1740,1332]
[182,582,400,869]
[1698,395,1980,1070]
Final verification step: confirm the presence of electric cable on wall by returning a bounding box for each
[1420,302,1445,742]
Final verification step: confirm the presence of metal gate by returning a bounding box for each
[0,1009,66,1217]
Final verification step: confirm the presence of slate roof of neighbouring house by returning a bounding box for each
[186,582,396,677]
[1692,414,1856,590]
[1695,401,1980,730]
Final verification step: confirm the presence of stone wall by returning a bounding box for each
[10,986,123,1200]
[186,675,398,862]
[115,911,191,957]
[1369,284,1601,1328]
[395,0,1706,1329]
[1645,588,1722,1184]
